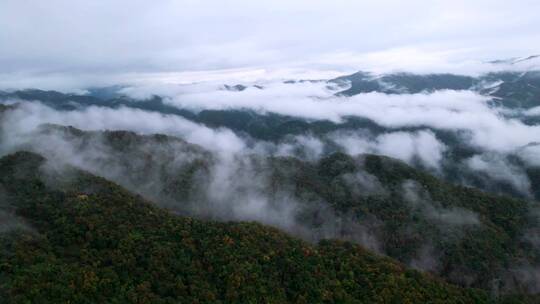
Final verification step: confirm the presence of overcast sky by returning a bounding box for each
[1,0,540,88]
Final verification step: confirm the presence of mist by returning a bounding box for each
[0,99,477,235]
[2,77,540,293]
[115,80,540,154]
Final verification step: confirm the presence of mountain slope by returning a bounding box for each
[2,123,539,295]
[266,153,540,292]
[0,151,494,303]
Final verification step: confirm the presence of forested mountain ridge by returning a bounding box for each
[0,151,500,303]
[1,123,539,298]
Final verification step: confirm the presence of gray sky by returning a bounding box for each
[1,0,540,88]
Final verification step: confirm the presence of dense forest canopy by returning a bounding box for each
[0,151,498,303]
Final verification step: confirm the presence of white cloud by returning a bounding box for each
[0,102,246,156]
[1,0,539,89]
[331,130,446,169]
[376,131,446,169]
[517,144,540,167]
[466,153,532,195]
[118,81,540,155]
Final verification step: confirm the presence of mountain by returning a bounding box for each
[2,68,540,142]
[0,151,497,303]
[1,123,538,297]
[330,70,540,108]
[479,71,540,108]
[489,55,540,65]
[2,65,540,141]
[330,72,475,95]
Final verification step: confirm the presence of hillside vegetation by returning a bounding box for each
[2,124,539,295]
[0,151,499,303]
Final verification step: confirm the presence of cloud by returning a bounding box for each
[330,130,447,170]
[524,106,540,117]
[273,135,325,161]
[375,131,446,169]
[465,153,532,196]
[517,144,540,167]
[402,180,480,227]
[107,79,540,170]
[342,171,387,198]
[6,75,540,173]
[0,102,247,157]
[1,0,540,89]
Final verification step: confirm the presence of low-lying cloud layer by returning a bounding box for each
[119,80,540,158]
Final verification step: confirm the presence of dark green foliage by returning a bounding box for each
[0,151,495,303]
[5,120,539,295]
